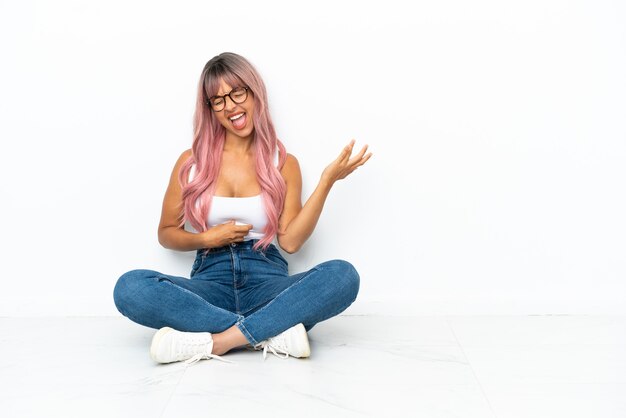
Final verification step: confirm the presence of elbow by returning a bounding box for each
[157,228,169,249]
[278,238,301,254]
[281,245,299,254]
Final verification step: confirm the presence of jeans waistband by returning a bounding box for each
[197,239,262,255]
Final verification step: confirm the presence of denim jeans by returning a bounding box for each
[113,239,360,346]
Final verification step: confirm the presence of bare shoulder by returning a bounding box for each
[172,148,193,173]
[281,152,301,182]
[281,152,301,183]
[179,148,193,164]
[166,148,193,187]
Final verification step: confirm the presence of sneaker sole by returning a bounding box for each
[150,326,174,363]
[294,323,311,358]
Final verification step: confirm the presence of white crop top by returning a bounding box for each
[186,148,280,241]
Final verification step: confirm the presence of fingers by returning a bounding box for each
[342,149,372,178]
[230,227,251,243]
[332,140,373,179]
[351,153,372,172]
[337,139,356,162]
[218,220,253,243]
[348,144,368,163]
[348,146,371,168]
[358,151,373,166]
[235,224,252,241]
[223,220,252,231]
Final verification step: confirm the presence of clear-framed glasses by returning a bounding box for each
[206,86,249,111]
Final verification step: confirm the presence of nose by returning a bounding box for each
[223,94,237,112]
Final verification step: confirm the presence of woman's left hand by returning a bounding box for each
[321,139,372,185]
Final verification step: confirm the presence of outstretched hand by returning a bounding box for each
[321,139,372,185]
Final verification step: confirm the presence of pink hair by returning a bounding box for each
[176,52,287,253]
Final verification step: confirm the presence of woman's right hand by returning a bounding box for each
[202,220,253,248]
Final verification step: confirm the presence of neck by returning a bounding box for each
[223,132,254,155]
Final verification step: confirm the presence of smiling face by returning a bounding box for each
[212,78,255,141]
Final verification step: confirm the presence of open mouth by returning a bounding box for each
[229,112,247,130]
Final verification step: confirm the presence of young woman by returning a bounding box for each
[113,52,372,365]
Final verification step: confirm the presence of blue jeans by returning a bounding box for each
[113,240,360,346]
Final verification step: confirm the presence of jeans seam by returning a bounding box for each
[229,249,242,313]
[157,276,239,319]
[236,320,258,346]
[199,254,207,270]
[190,254,207,278]
[257,250,288,272]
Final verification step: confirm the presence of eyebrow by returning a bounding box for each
[210,86,242,99]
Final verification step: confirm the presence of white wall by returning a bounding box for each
[1,0,625,316]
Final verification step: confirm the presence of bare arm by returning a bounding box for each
[277,140,372,253]
[157,149,252,251]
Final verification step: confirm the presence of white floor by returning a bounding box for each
[1,315,625,418]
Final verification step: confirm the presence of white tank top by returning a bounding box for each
[187,148,280,241]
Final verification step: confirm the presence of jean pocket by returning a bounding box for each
[258,248,288,272]
[190,254,207,277]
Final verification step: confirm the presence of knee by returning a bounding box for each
[113,269,153,313]
[322,259,360,302]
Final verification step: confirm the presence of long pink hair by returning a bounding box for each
[176,52,287,252]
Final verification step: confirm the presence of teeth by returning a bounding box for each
[229,113,244,121]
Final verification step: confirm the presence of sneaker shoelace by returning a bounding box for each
[184,352,234,366]
[175,337,236,366]
[259,335,290,361]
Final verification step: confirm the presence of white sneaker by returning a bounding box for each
[254,323,311,360]
[150,327,235,365]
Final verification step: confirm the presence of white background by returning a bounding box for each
[1,0,624,316]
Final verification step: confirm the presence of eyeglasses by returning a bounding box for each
[206,86,249,111]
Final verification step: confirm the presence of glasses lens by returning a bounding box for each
[230,87,247,104]
[210,97,225,110]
